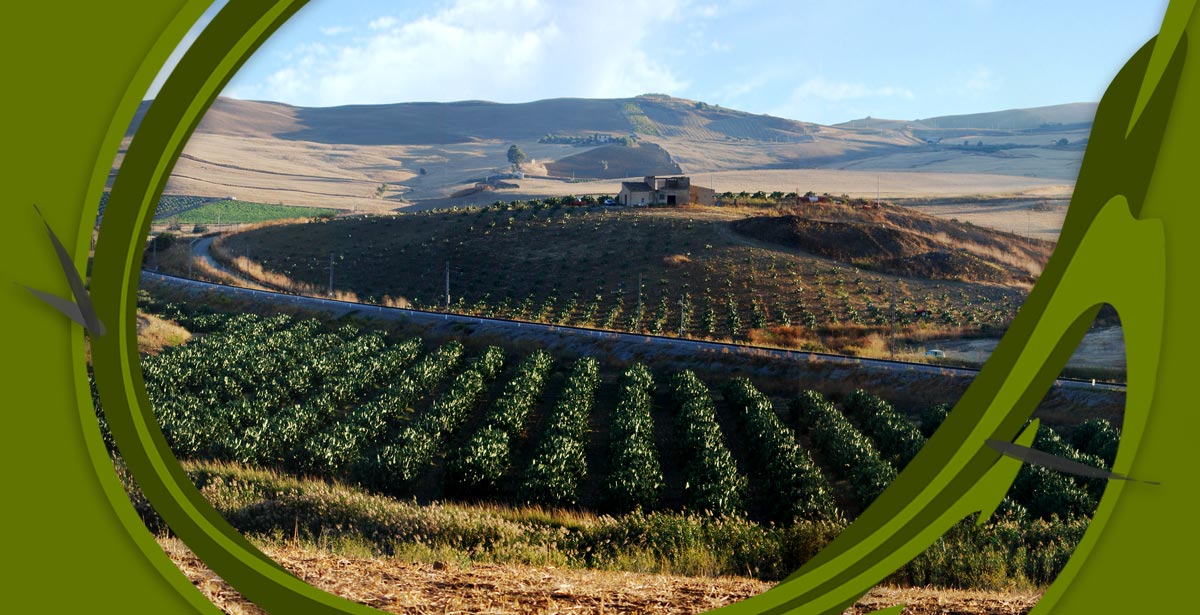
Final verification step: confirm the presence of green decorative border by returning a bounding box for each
[3,1,1198,613]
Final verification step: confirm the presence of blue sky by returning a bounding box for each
[157,0,1168,125]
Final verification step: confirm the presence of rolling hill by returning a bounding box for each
[835,102,1096,132]
[123,94,1090,212]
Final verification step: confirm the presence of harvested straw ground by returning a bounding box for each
[161,537,1040,615]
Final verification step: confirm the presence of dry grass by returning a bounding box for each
[160,536,1041,615]
[897,198,1069,241]
[161,535,770,615]
[919,230,1045,280]
[191,255,264,289]
[746,325,824,351]
[662,254,691,267]
[845,585,1041,615]
[209,234,362,302]
[686,169,1072,200]
[135,310,191,355]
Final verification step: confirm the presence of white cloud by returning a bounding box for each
[766,76,915,123]
[228,0,692,106]
[790,76,914,102]
[963,67,1000,93]
[368,16,398,30]
[320,25,351,36]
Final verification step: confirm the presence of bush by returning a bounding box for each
[150,232,176,251]
[722,378,837,522]
[791,390,896,510]
[604,364,664,512]
[668,371,746,517]
[522,358,601,506]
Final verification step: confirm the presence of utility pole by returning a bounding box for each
[889,300,896,360]
[188,237,199,278]
[445,260,451,309]
[328,253,334,297]
[678,295,686,337]
[637,273,643,322]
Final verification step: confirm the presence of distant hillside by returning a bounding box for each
[133,94,1088,210]
[915,103,1097,130]
[150,94,830,148]
[835,102,1097,132]
[544,142,681,179]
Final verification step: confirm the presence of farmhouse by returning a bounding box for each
[619,175,716,207]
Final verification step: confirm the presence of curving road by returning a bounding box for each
[141,266,1125,393]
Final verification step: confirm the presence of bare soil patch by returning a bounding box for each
[733,217,1012,285]
[729,201,1053,285]
[161,537,1040,615]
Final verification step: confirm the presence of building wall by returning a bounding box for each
[622,176,712,206]
[690,186,716,206]
[620,187,653,206]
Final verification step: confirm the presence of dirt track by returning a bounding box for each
[935,326,1125,371]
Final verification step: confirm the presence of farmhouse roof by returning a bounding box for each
[621,181,653,191]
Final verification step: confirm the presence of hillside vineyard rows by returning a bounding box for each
[214,205,1029,344]
[119,307,1120,526]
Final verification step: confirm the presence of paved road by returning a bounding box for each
[141,269,1126,393]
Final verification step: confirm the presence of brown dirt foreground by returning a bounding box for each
[161,538,1041,615]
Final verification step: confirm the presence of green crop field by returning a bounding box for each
[163,199,338,225]
[100,192,222,220]
[103,300,1120,587]
[209,203,1031,357]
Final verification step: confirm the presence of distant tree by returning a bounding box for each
[419,167,428,175]
[150,232,176,251]
[1056,138,1069,146]
[507,144,527,170]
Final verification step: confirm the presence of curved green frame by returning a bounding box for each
[87,2,1189,614]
